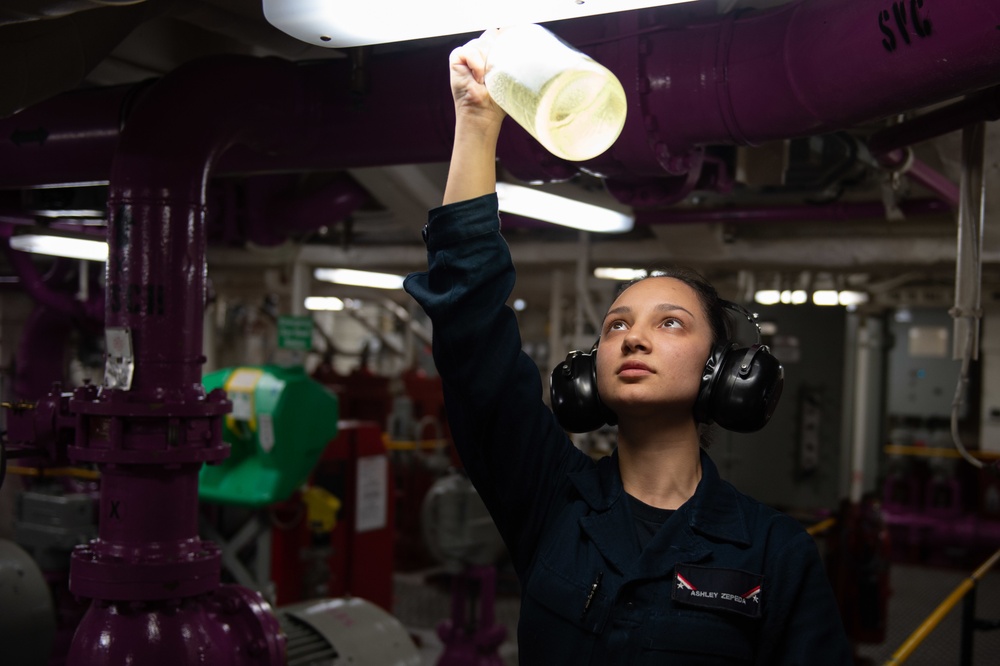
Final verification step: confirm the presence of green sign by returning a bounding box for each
[277,315,313,351]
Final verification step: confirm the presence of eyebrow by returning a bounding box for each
[603,303,696,320]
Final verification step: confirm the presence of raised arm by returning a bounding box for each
[442,32,506,205]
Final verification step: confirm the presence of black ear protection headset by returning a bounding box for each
[549,301,783,434]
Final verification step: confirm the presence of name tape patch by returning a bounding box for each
[672,564,763,618]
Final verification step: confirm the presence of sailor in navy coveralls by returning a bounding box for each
[404,32,854,666]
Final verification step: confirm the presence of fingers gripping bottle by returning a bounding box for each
[483,24,628,162]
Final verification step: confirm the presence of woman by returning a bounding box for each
[403,33,853,666]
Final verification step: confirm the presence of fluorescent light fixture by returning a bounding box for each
[812,290,839,306]
[837,291,869,307]
[9,234,108,262]
[755,290,807,305]
[594,267,648,281]
[313,268,405,290]
[304,296,346,311]
[754,290,781,306]
[264,0,700,48]
[496,183,633,234]
[785,290,808,305]
[33,209,105,219]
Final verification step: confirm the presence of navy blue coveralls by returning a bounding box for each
[404,194,853,665]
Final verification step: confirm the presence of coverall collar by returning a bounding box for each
[567,448,752,577]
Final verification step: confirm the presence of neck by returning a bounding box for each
[617,420,702,510]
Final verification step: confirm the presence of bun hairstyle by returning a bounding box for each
[549,267,784,434]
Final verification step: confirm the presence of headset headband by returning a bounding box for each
[720,300,762,346]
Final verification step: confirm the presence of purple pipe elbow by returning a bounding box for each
[106,55,302,397]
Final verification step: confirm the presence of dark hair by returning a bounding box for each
[614,266,731,346]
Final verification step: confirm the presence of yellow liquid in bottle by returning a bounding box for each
[487,67,627,162]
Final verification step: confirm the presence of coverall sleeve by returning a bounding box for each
[403,193,591,575]
[759,528,855,665]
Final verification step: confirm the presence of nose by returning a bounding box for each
[622,328,649,353]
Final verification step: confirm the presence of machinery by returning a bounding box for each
[421,471,509,666]
[0,538,56,666]
[0,365,415,665]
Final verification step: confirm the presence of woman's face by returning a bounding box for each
[595,277,715,422]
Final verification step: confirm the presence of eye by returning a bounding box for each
[661,317,683,329]
[607,320,627,332]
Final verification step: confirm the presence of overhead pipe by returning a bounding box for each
[0,0,998,200]
[236,173,370,247]
[0,83,136,187]
[605,0,1000,167]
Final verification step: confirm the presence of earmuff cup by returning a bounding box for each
[694,343,784,433]
[549,349,617,433]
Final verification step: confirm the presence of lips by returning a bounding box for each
[618,361,653,375]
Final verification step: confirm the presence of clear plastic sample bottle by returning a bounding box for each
[483,24,628,162]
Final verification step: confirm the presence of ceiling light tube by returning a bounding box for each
[264,0,701,48]
[9,234,108,262]
[838,291,869,307]
[313,268,405,290]
[812,290,840,306]
[496,183,633,234]
[304,296,346,311]
[594,267,648,281]
[754,290,781,305]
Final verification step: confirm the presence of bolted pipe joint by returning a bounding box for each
[3,383,76,466]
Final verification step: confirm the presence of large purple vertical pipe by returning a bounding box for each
[66,54,296,666]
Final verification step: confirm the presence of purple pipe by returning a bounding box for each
[1,243,103,324]
[102,55,301,396]
[876,149,960,208]
[0,228,104,399]
[608,0,1000,161]
[237,173,371,247]
[0,1,996,194]
[65,54,291,665]
[0,83,134,188]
